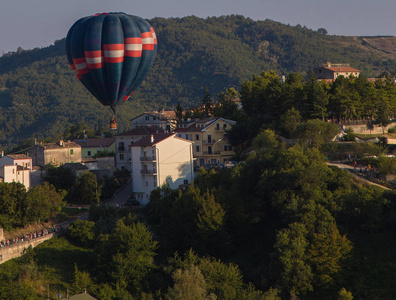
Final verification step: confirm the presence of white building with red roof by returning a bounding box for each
[130,133,194,205]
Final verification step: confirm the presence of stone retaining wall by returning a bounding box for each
[0,233,54,264]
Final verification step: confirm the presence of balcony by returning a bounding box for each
[118,146,125,151]
[141,169,157,175]
[202,140,215,145]
[203,151,221,155]
[140,156,156,161]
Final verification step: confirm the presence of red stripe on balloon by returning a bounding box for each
[125,37,142,44]
[103,44,124,50]
[85,50,102,58]
[104,57,124,63]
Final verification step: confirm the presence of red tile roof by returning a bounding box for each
[6,154,31,160]
[326,67,360,72]
[73,137,115,148]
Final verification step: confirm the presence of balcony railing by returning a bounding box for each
[118,146,125,151]
[140,156,157,161]
[203,151,221,155]
[141,169,157,175]
[202,140,215,144]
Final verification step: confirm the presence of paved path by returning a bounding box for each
[327,162,393,191]
[105,178,132,206]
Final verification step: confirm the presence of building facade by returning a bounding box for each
[0,154,33,189]
[73,137,115,159]
[130,110,177,132]
[28,140,81,167]
[313,63,360,80]
[175,117,236,166]
[114,125,164,171]
[130,133,194,205]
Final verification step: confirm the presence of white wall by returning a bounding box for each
[130,136,194,205]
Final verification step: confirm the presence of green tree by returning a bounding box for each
[66,172,100,205]
[44,165,76,192]
[168,265,209,300]
[68,219,97,248]
[213,87,239,118]
[175,102,184,125]
[279,107,302,138]
[295,119,339,149]
[73,264,94,295]
[25,182,64,223]
[202,87,213,117]
[99,218,158,293]
[252,129,279,159]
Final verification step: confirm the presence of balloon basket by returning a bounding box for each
[110,118,117,130]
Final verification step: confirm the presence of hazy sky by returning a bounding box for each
[1,0,395,55]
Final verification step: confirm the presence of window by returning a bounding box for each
[195,134,200,141]
[146,181,148,187]
[184,179,188,184]
[70,149,74,155]
[223,124,227,129]
[154,180,157,187]
[145,116,150,120]
[120,154,124,160]
[12,169,14,174]
[208,146,212,154]
[196,146,200,152]
[87,151,91,156]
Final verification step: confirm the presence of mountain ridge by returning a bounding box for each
[0,15,395,150]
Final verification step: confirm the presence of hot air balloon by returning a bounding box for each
[65,13,157,130]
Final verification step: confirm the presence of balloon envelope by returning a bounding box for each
[65,13,157,113]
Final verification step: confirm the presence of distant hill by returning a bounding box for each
[0,15,395,150]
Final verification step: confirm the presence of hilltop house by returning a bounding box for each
[0,154,32,189]
[130,133,194,205]
[28,140,81,167]
[130,110,177,132]
[313,63,360,81]
[114,125,164,171]
[175,117,236,166]
[73,137,115,159]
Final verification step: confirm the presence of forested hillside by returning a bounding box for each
[0,15,395,149]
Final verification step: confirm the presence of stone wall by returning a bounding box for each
[0,233,54,264]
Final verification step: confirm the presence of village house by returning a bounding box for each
[130,110,177,132]
[28,140,81,167]
[73,137,115,159]
[175,117,236,166]
[130,133,194,205]
[0,154,32,189]
[114,125,164,171]
[313,62,360,81]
